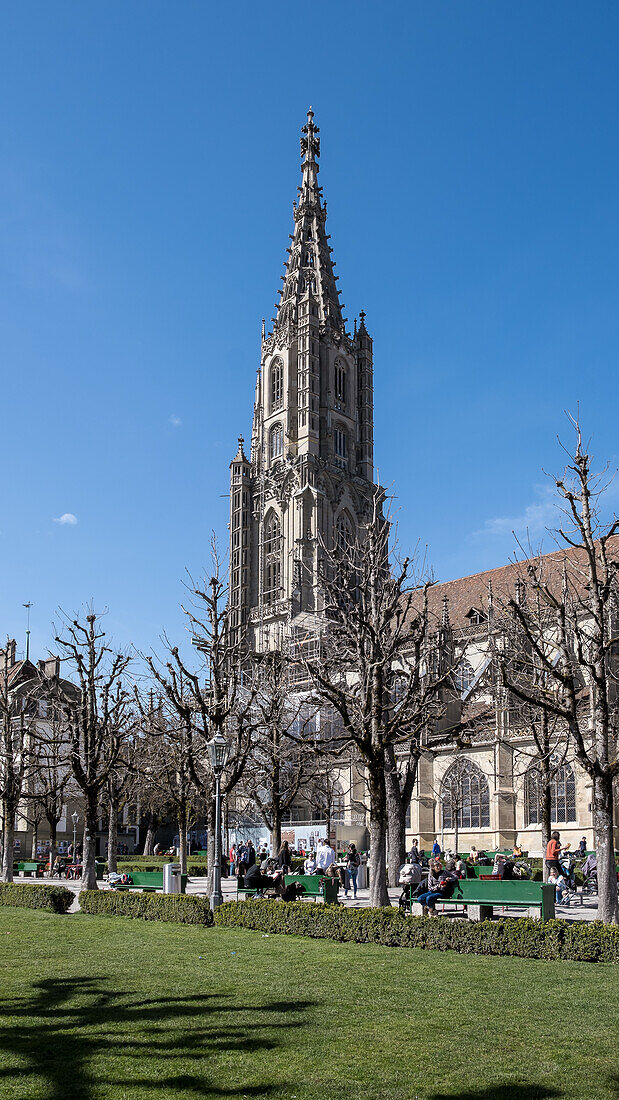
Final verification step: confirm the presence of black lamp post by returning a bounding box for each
[207,731,230,910]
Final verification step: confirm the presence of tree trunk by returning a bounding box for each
[385,747,406,887]
[178,802,188,875]
[271,810,282,857]
[30,822,39,860]
[81,790,99,891]
[593,773,618,925]
[107,798,119,875]
[1,801,15,882]
[142,810,158,855]
[48,819,57,876]
[367,761,390,907]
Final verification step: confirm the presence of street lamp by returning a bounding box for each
[207,731,230,911]
[71,812,79,857]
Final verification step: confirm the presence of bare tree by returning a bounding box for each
[55,612,133,890]
[495,588,571,878]
[146,546,257,892]
[305,496,451,906]
[500,421,619,923]
[239,651,316,853]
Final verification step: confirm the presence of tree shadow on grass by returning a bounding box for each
[429,1087,562,1099]
[0,975,311,1098]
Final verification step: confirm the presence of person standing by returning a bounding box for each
[431,838,441,859]
[246,840,256,868]
[315,836,336,875]
[345,843,361,897]
[578,836,587,858]
[277,840,292,872]
[545,831,567,880]
[409,839,420,864]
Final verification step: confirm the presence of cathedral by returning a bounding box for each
[228,110,604,858]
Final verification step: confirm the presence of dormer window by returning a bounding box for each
[465,607,487,627]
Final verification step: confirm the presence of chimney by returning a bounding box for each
[0,639,17,668]
[44,657,60,679]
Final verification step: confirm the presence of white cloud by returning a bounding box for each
[169,414,182,428]
[53,513,78,526]
[471,485,558,541]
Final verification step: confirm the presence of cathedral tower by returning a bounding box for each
[229,109,378,652]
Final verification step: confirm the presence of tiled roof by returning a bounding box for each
[423,535,619,636]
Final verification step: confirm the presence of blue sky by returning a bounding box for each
[1,2,618,662]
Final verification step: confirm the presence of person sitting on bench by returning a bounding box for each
[415,858,458,917]
[238,859,271,894]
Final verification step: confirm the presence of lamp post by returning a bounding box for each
[71,812,79,857]
[207,731,230,911]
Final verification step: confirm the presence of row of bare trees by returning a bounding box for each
[2,422,617,921]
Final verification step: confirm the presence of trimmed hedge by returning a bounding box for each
[79,889,214,925]
[213,900,619,964]
[0,882,73,914]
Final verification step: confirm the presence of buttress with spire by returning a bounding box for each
[229,109,378,653]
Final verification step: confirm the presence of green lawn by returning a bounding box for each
[0,908,616,1100]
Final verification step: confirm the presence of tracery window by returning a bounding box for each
[454,658,475,693]
[524,761,576,825]
[271,359,283,411]
[334,360,346,405]
[334,426,347,460]
[263,512,282,605]
[270,423,283,461]
[335,511,354,554]
[441,760,490,830]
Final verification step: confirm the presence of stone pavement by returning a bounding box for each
[28,871,604,922]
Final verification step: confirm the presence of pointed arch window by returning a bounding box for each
[263,512,282,605]
[270,359,283,411]
[269,423,283,462]
[454,658,475,694]
[334,426,347,465]
[335,511,354,554]
[441,759,490,830]
[334,360,347,406]
[524,761,576,825]
[305,250,314,267]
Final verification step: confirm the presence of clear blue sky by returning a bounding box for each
[1,2,618,662]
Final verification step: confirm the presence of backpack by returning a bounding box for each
[120,873,133,885]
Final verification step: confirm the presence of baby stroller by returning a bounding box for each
[581,854,598,897]
[397,863,425,914]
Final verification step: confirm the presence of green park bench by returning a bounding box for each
[237,873,339,904]
[110,871,188,894]
[404,878,555,921]
[15,861,44,878]
[284,874,339,903]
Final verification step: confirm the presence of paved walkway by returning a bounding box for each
[29,872,603,922]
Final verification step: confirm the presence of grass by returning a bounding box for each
[0,908,616,1100]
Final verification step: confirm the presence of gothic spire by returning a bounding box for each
[270,108,345,337]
